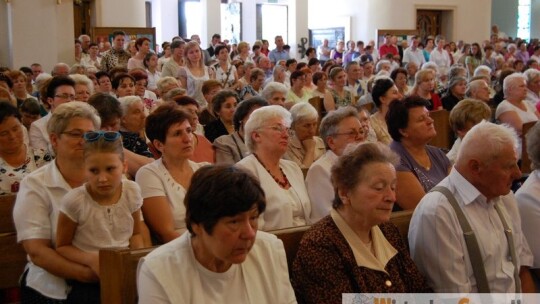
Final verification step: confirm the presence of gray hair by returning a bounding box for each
[244,105,292,152]
[290,102,318,124]
[473,65,492,78]
[503,73,524,97]
[466,79,489,98]
[163,87,186,101]
[47,101,100,135]
[526,121,540,170]
[261,82,288,101]
[157,76,179,93]
[69,74,94,95]
[272,65,286,79]
[118,96,143,117]
[375,60,391,73]
[448,65,467,79]
[319,106,359,150]
[523,68,540,84]
[457,120,518,165]
[421,62,439,73]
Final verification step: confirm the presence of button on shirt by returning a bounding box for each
[408,168,533,293]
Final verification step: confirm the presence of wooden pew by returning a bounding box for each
[99,211,415,303]
[0,195,27,290]
[520,121,536,175]
[429,109,452,150]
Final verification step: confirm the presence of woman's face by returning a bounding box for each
[134,79,148,97]
[121,101,146,133]
[51,117,96,161]
[304,72,313,86]
[139,40,151,54]
[395,72,408,89]
[252,75,265,90]
[268,91,286,107]
[178,104,200,129]
[187,46,202,64]
[0,116,24,154]
[147,55,158,69]
[13,76,26,94]
[381,85,402,105]
[253,117,290,155]
[333,71,347,87]
[275,70,286,83]
[159,120,193,159]
[164,46,171,57]
[293,117,317,142]
[340,162,397,227]
[452,80,467,96]
[218,97,237,123]
[401,107,436,142]
[316,75,328,90]
[74,84,91,102]
[116,78,135,97]
[292,75,306,89]
[98,76,112,92]
[218,48,229,61]
[419,74,435,92]
[192,205,259,270]
[357,109,371,135]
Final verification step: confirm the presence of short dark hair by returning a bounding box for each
[390,68,408,83]
[173,95,199,109]
[145,103,191,144]
[19,66,32,75]
[233,97,268,131]
[185,165,266,236]
[46,76,75,99]
[128,69,148,82]
[20,98,41,116]
[308,58,320,67]
[89,42,99,48]
[95,71,110,81]
[88,93,123,124]
[296,62,307,71]
[0,73,13,89]
[111,73,135,90]
[286,59,297,67]
[135,37,150,51]
[0,101,20,123]
[305,47,316,57]
[212,90,238,114]
[371,77,396,108]
[290,70,305,86]
[214,44,228,56]
[212,33,221,40]
[143,52,157,68]
[386,96,429,142]
[111,30,126,38]
[202,80,222,95]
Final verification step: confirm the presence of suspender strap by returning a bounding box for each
[493,202,521,293]
[430,186,491,293]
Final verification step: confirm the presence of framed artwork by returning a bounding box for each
[376,29,418,49]
[221,3,242,44]
[91,27,157,52]
[309,27,345,49]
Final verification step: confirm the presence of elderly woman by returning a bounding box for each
[305,107,365,223]
[238,68,265,100]
[285,102,325,169]
[135,104,209,244]
[238,61,255,88]
[161,40,185,79]
[0,103,51,195]
[204,90,239,142]
[293,143,431,303]
[112,73,136,98]
[441,76,467,111]
[214,44,240,90]
[410,69,443,111]
[14,102,101,302]
[173,95,215,163]
[370,77,402,145]
[447,99,492,163]
[287,70,313,105]
[118,96,153,158]
[179,41,214,107]
[261,81,288,107]
[390,68,410,96]
[214,97,268,164]
[324,67,352,112]
[387,97,451,210]
[517,122,540,279]
[236,105,311,231]
[69,74,94,103]
[524,68,540,109]
[137,165,296,303]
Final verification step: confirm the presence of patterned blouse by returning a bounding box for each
[0,146,52,195]
[329,88,352,108]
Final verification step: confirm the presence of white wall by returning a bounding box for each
[491,0,518,39]
[94,0,146,28]
[151,0,179,47]
[0,1,9,67]
[308,0,491,45]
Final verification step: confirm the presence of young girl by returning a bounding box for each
[56,131,143,303]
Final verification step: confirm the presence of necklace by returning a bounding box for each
[253,153,290,188]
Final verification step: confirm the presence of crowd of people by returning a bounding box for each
[1,25,540,302]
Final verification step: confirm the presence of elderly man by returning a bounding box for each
[78,34,91,53]
[317,39,331,64]
[305,107,365,222]
[51,63,70,77]
[409,121,534,293]
[268,35,290,67]
[466,79,491,103]
[100,30,131,72]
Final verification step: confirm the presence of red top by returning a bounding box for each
[379,44,398,58]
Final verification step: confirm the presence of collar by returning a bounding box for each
[330,209,397,273]
[42,160,72,189]
[448,168,488,206]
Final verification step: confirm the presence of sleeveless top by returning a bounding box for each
[330,88,352,108]
[184,66,210,107]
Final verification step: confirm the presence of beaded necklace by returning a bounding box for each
[253,153,290,188]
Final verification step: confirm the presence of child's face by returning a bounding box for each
[85,152,126,200]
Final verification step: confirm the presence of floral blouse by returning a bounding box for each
[0,146,52,195]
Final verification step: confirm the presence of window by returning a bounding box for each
[517,0,531,41]
[256,4,288,43]
[179,0,202,39]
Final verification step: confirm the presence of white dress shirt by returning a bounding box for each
[429,48,451,69]
[305,150,337,223]
[402,47,426,66]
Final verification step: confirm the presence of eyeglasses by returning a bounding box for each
[62,130,86,139]
[54,94,76,101]
[332,129,364,139]
[83,131,121,142]
[264,124,290,134]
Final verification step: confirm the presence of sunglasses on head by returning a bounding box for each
[83,131,121,142]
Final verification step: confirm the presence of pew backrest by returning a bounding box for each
[0,194,27,290]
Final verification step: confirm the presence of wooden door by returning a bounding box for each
[416,10,442,42]
[73,0,92,38]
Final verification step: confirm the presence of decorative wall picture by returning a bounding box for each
[221,3,242,44]
[309,27,345,49]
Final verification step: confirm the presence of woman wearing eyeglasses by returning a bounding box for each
[135,104,210,244]
[236,105,311,231]
[14,102,102,302]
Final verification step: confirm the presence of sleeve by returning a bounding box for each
[127,58,135,70]
[291,232,356,304]
[408,193,472,293]
[124,180,143,213]
[135,165,167,199]
[305,163,333,223]
[177,67,187,78]
[29,122,48,150]
[495,101,513,119]
[161,63,172,78]
[100,54,109,72]
[503,194,534,268]
[213,137,236,165]
[516,187,540,268]
[13,173,54,241]
[137,260,172,304]
[270,237,298,304]
[59,188,82,223]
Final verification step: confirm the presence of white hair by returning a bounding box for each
[457,120,518,164]
[421,62,439,73]
[244,105,292,152]
[502,72,524,96]
[290,102,318,123]
[118,96,143,117]
[523,68,540,84]
[466,79,488,98]
[375,60,391,73]
[261,82,288,100]
[69,74,94,95]
[473,65,492,77]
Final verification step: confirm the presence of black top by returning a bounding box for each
[120,131,154,158]
[441,93,462,111]
[204,119,229,143]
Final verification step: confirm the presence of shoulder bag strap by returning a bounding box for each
[493,202,521,293]
[430,186,491,293]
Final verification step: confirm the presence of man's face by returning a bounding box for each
[212,36,221,46]
[275,37,284,48]
[412,38,419,48]
[113,34,125,50]
[81,36,91,50]
[31,65,42,80]
[476,144,521,200]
